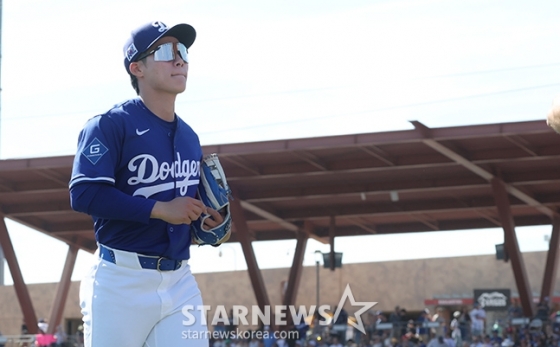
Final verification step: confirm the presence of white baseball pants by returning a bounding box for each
[80,245,208,347]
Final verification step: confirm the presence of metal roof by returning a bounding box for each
[1,119,558,253]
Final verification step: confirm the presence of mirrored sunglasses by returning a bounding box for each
[137,42,188,63]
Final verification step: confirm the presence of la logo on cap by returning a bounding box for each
[152,21,168,32]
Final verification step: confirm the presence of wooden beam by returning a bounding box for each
[240,200,328,244]
[292,151,329,171]
[541,218,560,302]
[503,135,538,157]
[47,245,79,334]
[4,201,72,216]
[329,216,335,272]
[347,217,377,234]
[34,169,70,187]
[222,156,261,176]
[491,178,534,317]
[423,138,558,219]
[358,146,396,166]
[240,200,298,232]
[0,216,38,334]
[282,231,308,308]
[472,209,502,227]
[409,213,439,231]
[229,195,271,315]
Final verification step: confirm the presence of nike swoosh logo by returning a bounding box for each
[136,128,150,136]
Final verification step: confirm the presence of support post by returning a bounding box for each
[47,245,79,334]
[541,218,560,303]
[491,178,534,317]
[329,216,335,272]
[282,230,308,307]
[0,217,38,333]
[229,195,271,316]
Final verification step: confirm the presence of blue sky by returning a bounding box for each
[1,0,559,284]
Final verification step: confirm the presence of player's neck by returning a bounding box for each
[139,92,177,122]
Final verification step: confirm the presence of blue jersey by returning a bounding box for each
[69,98,202,260]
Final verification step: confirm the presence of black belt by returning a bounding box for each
[99,244,182,271]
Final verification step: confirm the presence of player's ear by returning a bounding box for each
[129,61,145,78]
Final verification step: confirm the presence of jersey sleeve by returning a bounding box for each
[69,114,122,189]
[68,113,156,223]
[70,183,155,224]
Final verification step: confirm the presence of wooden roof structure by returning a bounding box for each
[1,119,559,333]
[2,119,559,248]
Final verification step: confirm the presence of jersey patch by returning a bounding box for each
[82,137,109,165]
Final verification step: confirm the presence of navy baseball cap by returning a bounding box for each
[123,21,196,74]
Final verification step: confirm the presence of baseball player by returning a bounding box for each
[69,20,223,347]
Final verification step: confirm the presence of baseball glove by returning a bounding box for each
[191,153,232,246]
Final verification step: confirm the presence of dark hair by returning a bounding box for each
[128,57,148,95]
[130,74,140,95]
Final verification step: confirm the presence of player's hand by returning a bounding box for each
[202,208,225,229]
[547,94,560,134]
[151,197,207,225]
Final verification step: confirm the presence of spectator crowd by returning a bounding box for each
[3,299,558,347]
[208,298,560,347]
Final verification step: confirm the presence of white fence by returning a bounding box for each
[0,334,83,347]
[0,334,34,347]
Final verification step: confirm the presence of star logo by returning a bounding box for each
[332,284,377,334]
